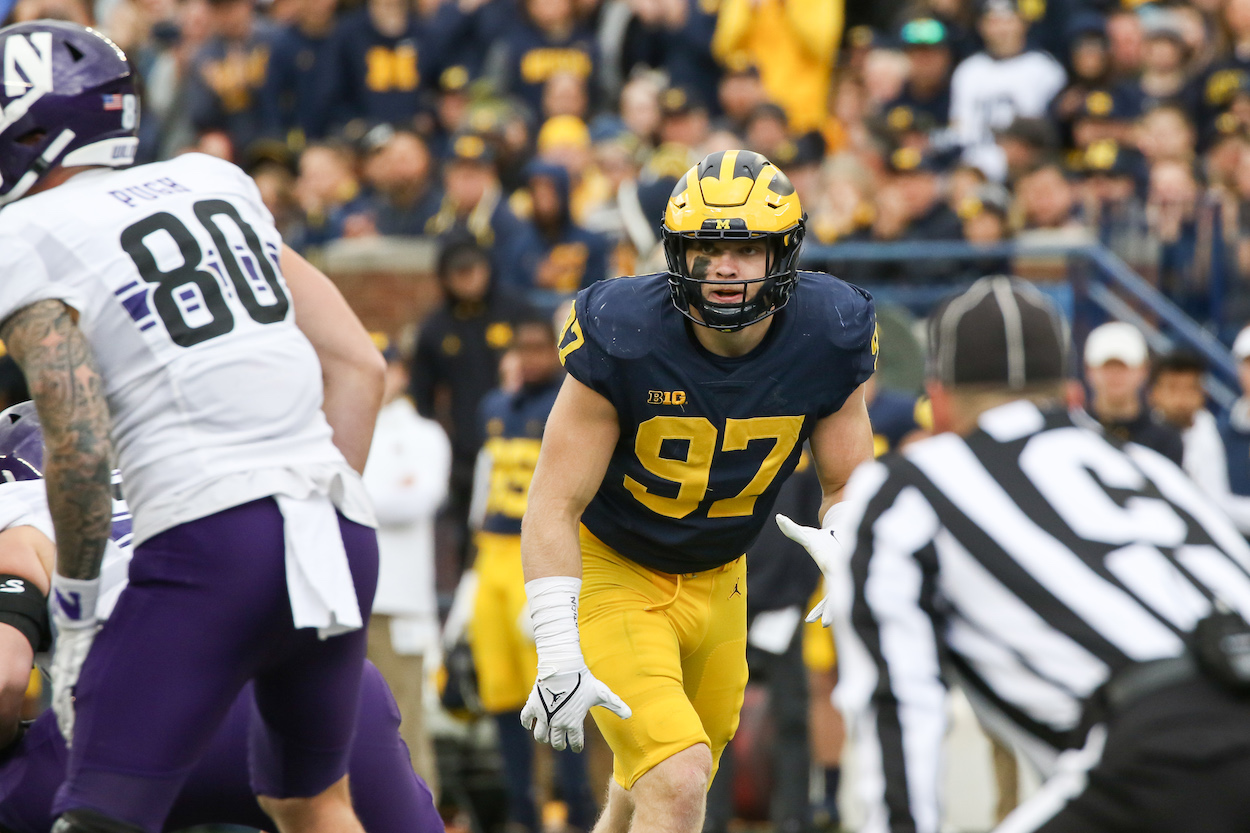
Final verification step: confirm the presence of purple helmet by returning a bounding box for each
[0,402,42,482]
[0,20,137,207]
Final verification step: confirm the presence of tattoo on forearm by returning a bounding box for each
[0,301,113,581]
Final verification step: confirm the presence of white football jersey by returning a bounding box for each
[949,50,1067,180]
[0,154,371,544]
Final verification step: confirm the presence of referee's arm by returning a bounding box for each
[832,460,948,833]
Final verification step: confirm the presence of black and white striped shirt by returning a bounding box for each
[832,399,1250,833]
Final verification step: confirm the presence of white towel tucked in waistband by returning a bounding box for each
[277,492,362,639]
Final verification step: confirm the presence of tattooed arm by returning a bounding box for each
[0,300,113,581]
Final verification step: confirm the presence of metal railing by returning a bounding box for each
[801,239,1241,410]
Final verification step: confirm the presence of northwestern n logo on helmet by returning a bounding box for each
[3,31,52,98]
[0,31,53,134]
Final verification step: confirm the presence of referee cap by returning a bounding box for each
[929,276,1069,389]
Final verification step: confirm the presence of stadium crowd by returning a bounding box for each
[6,0,1250,829]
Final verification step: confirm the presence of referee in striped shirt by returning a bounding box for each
[781,276,1250,833]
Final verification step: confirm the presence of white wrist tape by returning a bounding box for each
[50,574,100,628]
[525,576,585,679]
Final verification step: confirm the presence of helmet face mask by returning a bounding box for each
[0,21,138,207]
[661,150,806,332]
[0,402,44,483]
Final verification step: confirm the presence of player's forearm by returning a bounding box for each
[521,498,585,581]
[281,245,386,473]
[0,301,113,581]
[321,371,384,473]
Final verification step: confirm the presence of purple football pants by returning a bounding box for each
[50,497,380,831]
[0,662,443,833]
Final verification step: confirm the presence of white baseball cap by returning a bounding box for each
[1234,325,1250,361]
[1084,321,1148,367]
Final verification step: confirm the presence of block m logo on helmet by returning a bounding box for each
[3,31,52,99]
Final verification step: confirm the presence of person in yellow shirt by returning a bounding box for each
[712,0,843,133]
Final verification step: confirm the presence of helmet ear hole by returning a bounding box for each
[15,129,46,147]
[65,41,84,61]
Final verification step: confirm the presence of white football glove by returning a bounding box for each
[776,508,852,629]
[520,575,631,752]
[521,665,631,752]
[49,574,102,747]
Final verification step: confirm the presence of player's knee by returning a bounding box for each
[638,745,712,822]
[52,810,147,833]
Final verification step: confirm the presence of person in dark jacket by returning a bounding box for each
[425,133,528,281]
[326,0,456,132]
[262,0,338,147]
[486,0,598,116]
[512,161,609,293]
[186,0,278,157]
[410,236,537,569]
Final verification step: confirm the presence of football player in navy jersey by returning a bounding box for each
[517,149,877,833]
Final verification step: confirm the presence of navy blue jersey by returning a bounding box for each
[479,377,563,535]
[559,272,876,573]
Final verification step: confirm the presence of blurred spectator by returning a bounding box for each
[1147,159,1204,311]
[263,0,338,147]
[1219,325,1250,536]
[291,140,370,251]
[860,43,910,115]
[658,86,711,153]
[410,237,537,570]
[363,335,450,797]
[359,126,444,237]
[534,115,612,224]
[185,0,279,159]
[947,162,988,210]
[949,0,1066,180]
[865,376,931,454]
[617,0,719,108]
[426,133,528,279]
[513,161,610,292]
[248,156,301,242]
[993,116,1057,185]
[1136,104,1197,166]
[542,69,590,121]
[582,130,644,276]
[1105,7,1145,81]
[1078,140,1149,256]
[8,0,90,25]
[427,65,473,160]
[466,315,595,833]
[886,147,962,242]
[807,154,874,245]
[882,16,954,135]
[1149,351,1227,497]
[485,0,599,118]
[773,132,826,210]
[131,0,213,162]
[618,71,664,149]
[1069,89,1136,156]
[1083,321,1184,464]
[325,0,448,133]
[1126,16,1191,112]
[715,57,767,135]
[743,102,790,161]
[1048,13,1115,148]
[712,0,841,133]
[958,182,1012,276]
[1193,0,1250,148]
[1015,162,1084,231]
